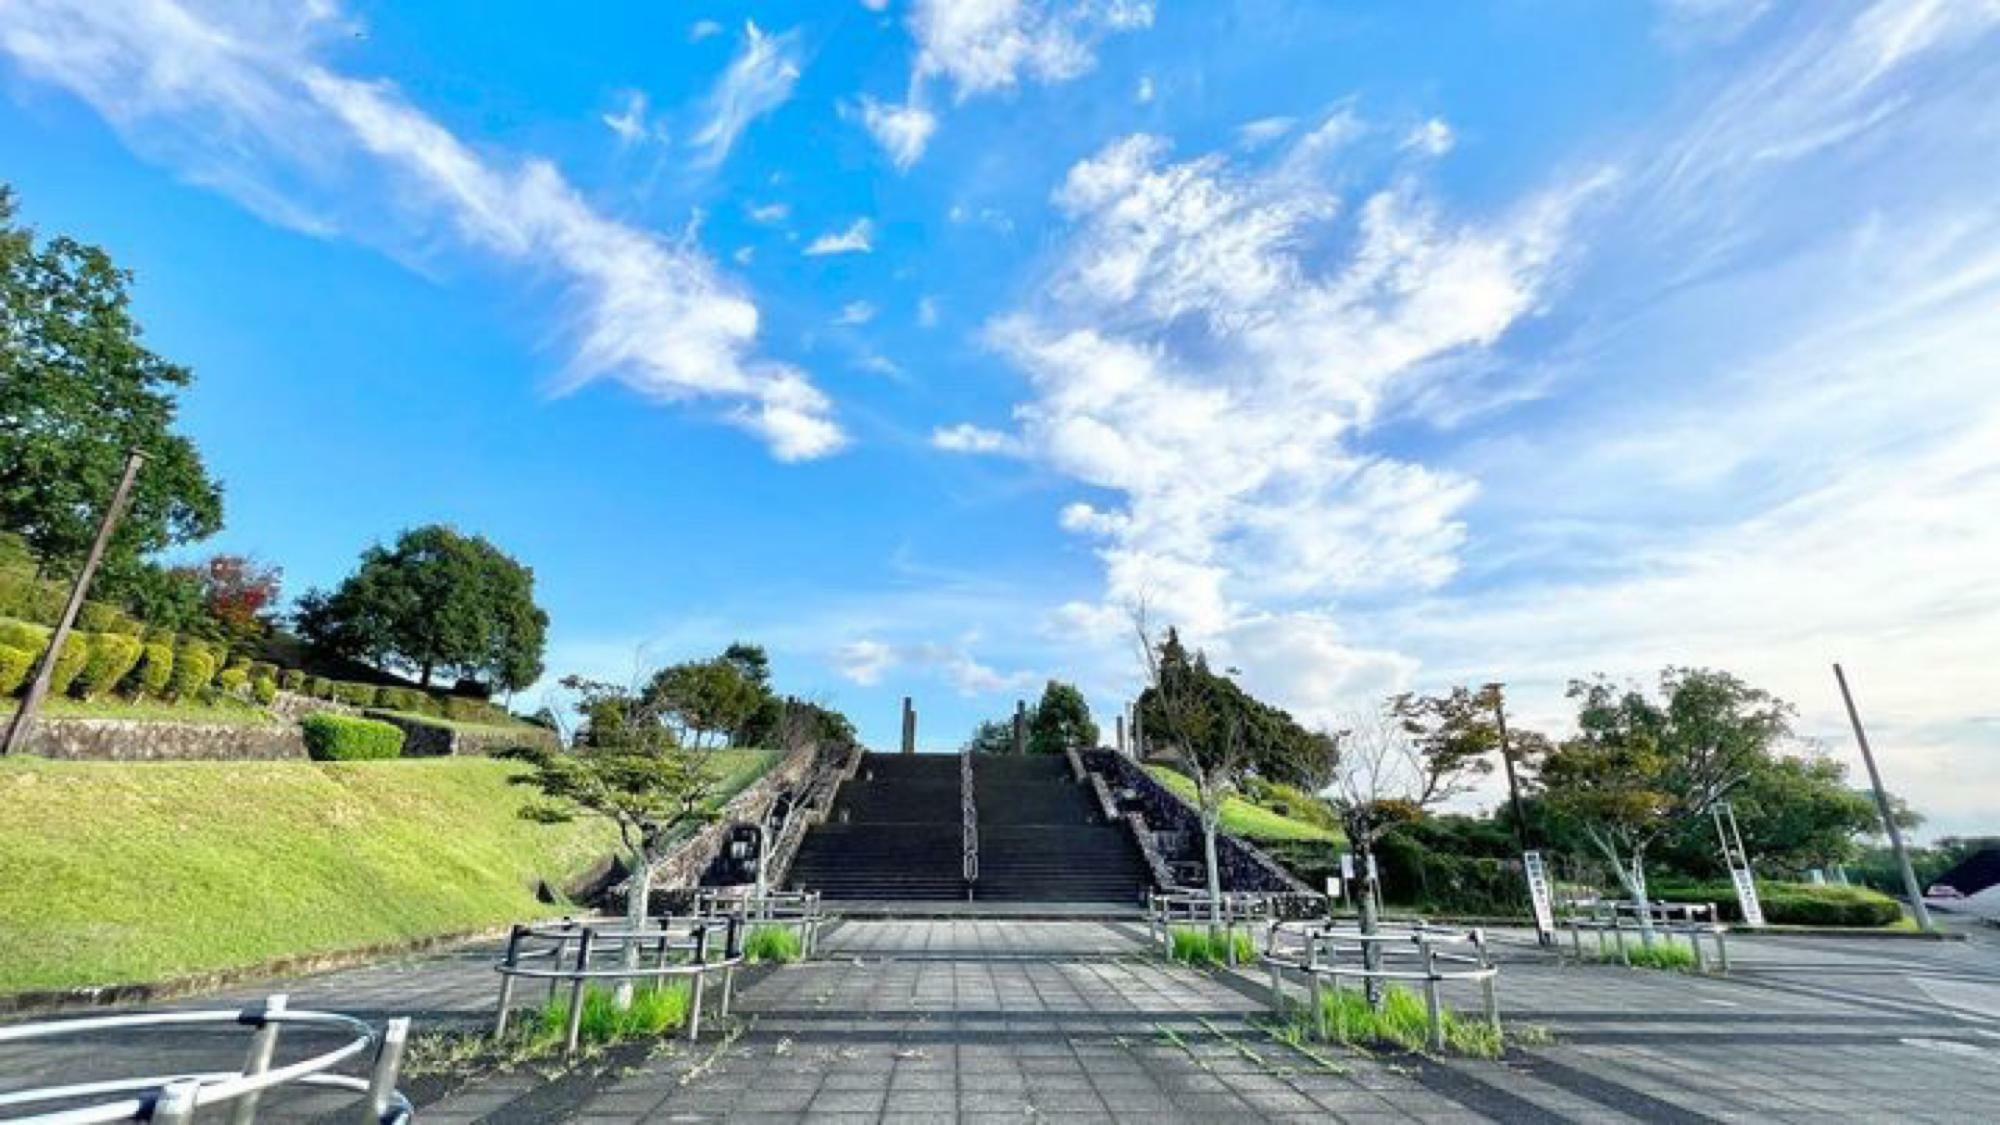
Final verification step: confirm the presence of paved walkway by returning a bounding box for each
[5,918,2000,1121]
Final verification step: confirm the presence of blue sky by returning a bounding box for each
[2,1,1996,837]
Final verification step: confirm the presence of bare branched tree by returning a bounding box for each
[1132,605,1244,933]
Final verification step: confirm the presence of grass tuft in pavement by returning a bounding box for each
[1280,983,1506,1059]
[743,925,802,964]
[1167,925,1256,967]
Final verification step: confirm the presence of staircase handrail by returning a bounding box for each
[961,743,979,885]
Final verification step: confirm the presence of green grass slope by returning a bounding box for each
[1146,766,1340,843]
[0,757,621,994]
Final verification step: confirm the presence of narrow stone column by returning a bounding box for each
[1116,713,1127,756]
[901,697,916,754]
[1012,700,1027,755]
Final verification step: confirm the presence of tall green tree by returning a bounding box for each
[294,525,548,691]
[643,657,762,749]
[1538,667,1794,936]
[0,187,223,576]
[1028,680,1099,754]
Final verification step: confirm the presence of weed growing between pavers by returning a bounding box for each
[743,925,802,963]
[1167,925,1255,967]
[404,982,693,1077]
[1280,984,1507,1059]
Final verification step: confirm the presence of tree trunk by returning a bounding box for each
[1357,836,1383,1005]
[1201,800,1224,941]
[617,849,653,1009]
[420,661,433,688]
[1623,854,1656,946]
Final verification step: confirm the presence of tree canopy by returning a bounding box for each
[1028,680,1099,754]
[0,186,223,577]
[295,524,548,691]
[1135,629,1329,785]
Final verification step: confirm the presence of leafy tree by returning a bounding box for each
[643,657,761,749]
[1133,618,1244,932]
[1538,667,1793,937]
[1654,753,1882,879]
[98,558,213,637]
[1028,680,1099,754]
[180,554,281,645]
[963,718,1017,755]
[720,641,771,690]
[295,525,548,690]
[504,675,718,1007]
[1136,637,1326,785]
[0,187,223,576]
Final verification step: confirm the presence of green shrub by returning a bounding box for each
[0,572,65,624]
[0,618,49,654]
[72,632,143,699]
[1650,880,1901,928]
[278,668,305,691]
[743,926,804,964]
[301,713,405,761]
[378,687,423,713]
[251,677,278,705]
[443,696,508,725]
[77,602,142,636]
[515,983,690,1052]
[303,675,330,700]
[246,662,278,682]
[1296,983,1503,1058]
[332,681,381,708]
[216,667,250,694]
[1167,926,1256,967]
[131,642,175,697]
[1374,832,1526,916]
[47,633,92,697]
[168,648,216,700]
[0,645,33,696]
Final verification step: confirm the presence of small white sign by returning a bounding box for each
[1731,866,1766,927]
[1340,853,1355,880]
[1326,876,1343,901]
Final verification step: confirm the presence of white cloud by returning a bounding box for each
[0,0,845,462]
[803,218,876,255]
[834,300,877,325]
[1402,117,1454,156]
[833,637,1035,696]
[1236,116,1295,148]
[930,423,1021,455]
[858,95,938,169]
[689,21,802,168]
[601,89,666,146]
[861,0,890,11]
[688,18,723,43]
[746,201,790,224]
[732,245,754,265]
[917,295,940,326]
[1134,74,1154,104]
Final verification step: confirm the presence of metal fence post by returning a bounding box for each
[688,925,711,1041]
[1475,932,1500,1036]
[152,1078,201,1125]
[494,927,524,1038]
[547,930,570,1004]
[229,993,287,1125]
[1421,938,1445,1052]
[564,929,594,1056]
[360,1017,410,1125]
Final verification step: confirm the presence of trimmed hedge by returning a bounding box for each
[0,618,48,653]
[301,713,406,761]
[133,643,175,696]
[0,645,32,696]
[332,681,380,708]
[1650,880,1901,927]
[168,648,216,700]
[46,635,91,697]
[279,668,305,691]
[72,633,144,700]
[251,677,278,705]
[216,667,250,694]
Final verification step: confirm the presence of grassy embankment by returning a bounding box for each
[0,749,781,995]
[1145,765,1340,844]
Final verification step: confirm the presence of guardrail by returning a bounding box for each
[0,994,410,1124]
[1261,920,1501,1051]
[1146,890,1329,965]
[693,889,827,958]
[492,916,745,1054]
[1560,898,1731,972]
[960,743,978,888]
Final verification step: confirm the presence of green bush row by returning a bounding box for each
[1648,880,1901,927]
[301,713,406,761]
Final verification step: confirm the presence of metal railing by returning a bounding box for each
[492,916,744,1054]
[0,995,410,1125]
[1261,920,1501,1051]
[1560,898,1731,972]
[1146,890,1330,965]
[960,743,978,887]
[693,889,827,958]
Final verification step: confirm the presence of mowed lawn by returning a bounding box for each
[1146,766,1341,844]
[0,749,779,994]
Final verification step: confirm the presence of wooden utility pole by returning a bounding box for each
[1833,663,1934,933]
[2,450,146,756]
[1486,683,1532,857]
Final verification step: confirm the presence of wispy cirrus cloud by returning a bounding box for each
[0,0,844,460]
[803,218,875,256]
[857,0,1155,169]
[689,20,802,169]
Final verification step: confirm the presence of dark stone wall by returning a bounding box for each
[21,718,308,761]
[362,711,558,758]
[1084,750,1314,894]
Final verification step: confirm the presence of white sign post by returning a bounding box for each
[1523,850,1556,943]
[1713,802,1765,927]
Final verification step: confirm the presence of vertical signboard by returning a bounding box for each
[1523,849,1556,941]
[1714,802,1765,927]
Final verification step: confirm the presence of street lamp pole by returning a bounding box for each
[2,450,147,757]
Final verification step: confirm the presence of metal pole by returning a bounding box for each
[493,927,523,1037]
[361,1017,409,1125]
[1013,700,1027,755]
[1833,664,1934,933]
[230,993,287,1125]
[2,449,145,757]
[901,697,915,755]
[563,930,593,1055]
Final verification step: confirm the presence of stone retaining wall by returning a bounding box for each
[362,712,558,758]
[1084,750,1314,894]
[19,717,307,761]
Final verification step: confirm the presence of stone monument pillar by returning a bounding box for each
[901,696,916,754]
[1012,700,1027,755]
